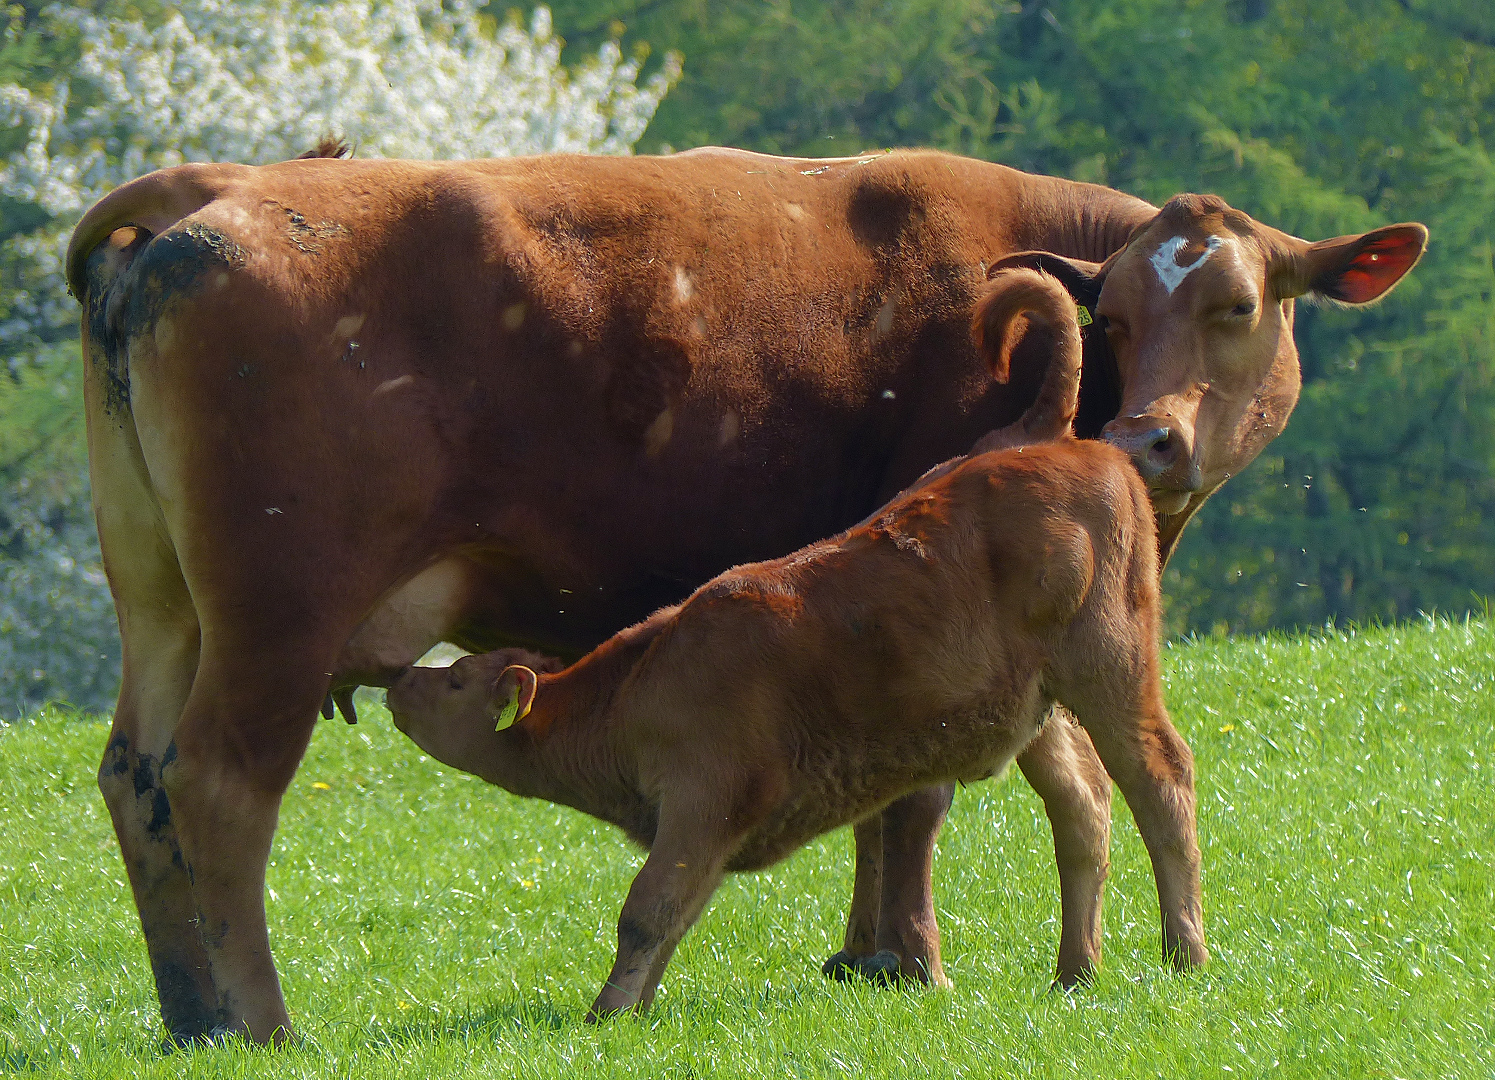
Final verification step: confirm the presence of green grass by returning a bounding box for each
[1,618,1491,1078]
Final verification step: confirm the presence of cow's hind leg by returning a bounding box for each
[160,645,327,1044]
[1017,707,1111,988]
[99,608,216,1040]
[90,404,221,1040]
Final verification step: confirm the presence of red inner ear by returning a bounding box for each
[1319,227,1425,304]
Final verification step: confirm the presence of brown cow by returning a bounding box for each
[384,269,1204,1020]
[66,145,1424,1042]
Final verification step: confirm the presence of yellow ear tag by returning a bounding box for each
[1075,304,1094,328]
[494,685,521,732]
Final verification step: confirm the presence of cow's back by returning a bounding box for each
[73,148,1152,655]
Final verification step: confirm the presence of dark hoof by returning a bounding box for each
[1050,967,1097,993]
[854,949,904,987]
[821,949,907,986]
[822,949,862,982]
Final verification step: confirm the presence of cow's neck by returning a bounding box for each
[1008,173,1157,264]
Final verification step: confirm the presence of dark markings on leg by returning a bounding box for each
[133,758,157,797]
[617,915,655,954]
[153,960,218,1045]
[199,919,230,950]
[106,734,131,775]
[1145,722,1193,786]
[147,787,173,838]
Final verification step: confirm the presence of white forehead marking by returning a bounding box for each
[1150,234,1225,295]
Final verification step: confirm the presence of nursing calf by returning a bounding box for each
[386,271,1205,1018]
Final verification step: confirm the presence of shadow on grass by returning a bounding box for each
[359,993,573,1049]
[0,1044,39,1075]
[352,975,888,1048]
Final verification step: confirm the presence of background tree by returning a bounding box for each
[3,0,1490,715]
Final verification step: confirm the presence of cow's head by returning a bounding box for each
[993,195,1427,565]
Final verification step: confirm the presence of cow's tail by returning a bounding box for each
[68,164,245,418]
[65,163,239,302]
[969,267,1084,452]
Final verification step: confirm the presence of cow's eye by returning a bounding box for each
[1229,298,1258,319]
[448,671,464,691]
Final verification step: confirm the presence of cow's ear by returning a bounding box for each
[489,665,538,730]
[1284,223,1428,305]
[987,251,1107,312]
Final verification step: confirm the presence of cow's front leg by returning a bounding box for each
[823,785,953,987]
[822,815,882,980]
[864,783,955,986]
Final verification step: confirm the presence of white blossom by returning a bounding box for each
[0,0,679,347]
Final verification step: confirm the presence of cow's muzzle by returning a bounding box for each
[1102,414,1203,511]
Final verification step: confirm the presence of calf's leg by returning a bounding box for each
[588,802,739,1020]
[825,713,1114,989]
[1017,707,1111,987]
[1066,686,1206,971]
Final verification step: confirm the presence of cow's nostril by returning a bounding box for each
[1138,426,1173,457]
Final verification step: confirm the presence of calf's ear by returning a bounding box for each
[490,665,538,731]
[986,250,1120,440]
[1284,222,1428,304]
[988,251,1107,312]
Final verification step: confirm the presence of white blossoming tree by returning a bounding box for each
[0,0,677,716]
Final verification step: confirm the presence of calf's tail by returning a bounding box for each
[969,267,1084,451]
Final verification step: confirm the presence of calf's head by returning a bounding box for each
[994,195,1426,563]
[386,648,557,742]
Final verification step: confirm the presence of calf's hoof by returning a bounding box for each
[1165,940,1210,972]
[1050,968,1097,993]
[1051,959,1099,992]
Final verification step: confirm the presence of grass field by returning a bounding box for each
[1,618,1491,1078]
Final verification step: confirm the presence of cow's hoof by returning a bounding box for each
[821,949,863,982]
[823,949,935,988]
[1050,964,1098,993]
[853,950,904,987]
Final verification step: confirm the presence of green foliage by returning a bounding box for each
[0,343,118,717]
[545,0,1003,157]
[1,620,1491,1074]
[0,0,1490,714]
[544,0,1495,633]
